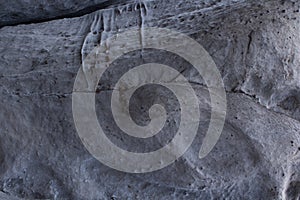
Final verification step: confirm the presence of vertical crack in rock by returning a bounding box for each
[246,30,253,54]
[282,151,300,200]
[136,2,148,52]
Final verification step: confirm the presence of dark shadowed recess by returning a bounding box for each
[0,0,134,28]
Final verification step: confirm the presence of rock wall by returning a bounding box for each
[0,0,299,199]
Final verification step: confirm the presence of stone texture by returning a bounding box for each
[0,0,299,199]
[0,0,135,28]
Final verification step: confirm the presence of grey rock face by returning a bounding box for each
[0,0,135,28]
[0,0,299,199]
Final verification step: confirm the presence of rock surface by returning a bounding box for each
[0,0,136,28]
[0,0,299,199]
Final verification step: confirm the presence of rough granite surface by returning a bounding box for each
[0,0,299,199]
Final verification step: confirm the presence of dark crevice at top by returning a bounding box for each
[0,0,133,29]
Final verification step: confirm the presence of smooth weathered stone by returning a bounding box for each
[0,0,299,199]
